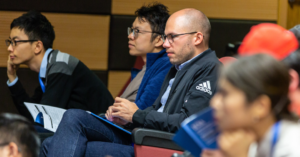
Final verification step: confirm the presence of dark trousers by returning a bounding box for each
[40,109,134,157]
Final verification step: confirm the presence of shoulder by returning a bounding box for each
[47,50,80,75]
[275,121,300,156]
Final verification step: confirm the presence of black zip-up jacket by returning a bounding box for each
[131,48,221,133]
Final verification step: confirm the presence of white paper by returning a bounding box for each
[24,102,66,132]
[24,103,41,120]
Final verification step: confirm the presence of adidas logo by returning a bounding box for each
[196,81,212,95]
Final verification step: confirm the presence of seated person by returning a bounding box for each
[202,23,300,157]
[209,54,300,157]
[0,113,40,157]
[40,8,221,157]
[6,11,114,120]
[123,3,172,110]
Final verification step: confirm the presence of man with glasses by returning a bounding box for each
[6,11,114,122]
[40,8,220,157]
[40,3,172,157]
[0,113,40,157]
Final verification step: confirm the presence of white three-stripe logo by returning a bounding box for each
[196,81,212,95]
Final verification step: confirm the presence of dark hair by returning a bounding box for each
[0,113,40,157]
[10,10,55,50]
[283,49,300,87]
[135,2,169,41]
[221,54,295,121]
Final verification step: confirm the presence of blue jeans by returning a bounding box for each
[40,109,134,157]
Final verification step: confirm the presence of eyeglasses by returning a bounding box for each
[127,27,161,39]
[5,39,38,47]
[162,32,198,44]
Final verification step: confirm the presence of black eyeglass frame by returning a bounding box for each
[5,39,38,47]
[162,32,199,43]
[127,27,161,39]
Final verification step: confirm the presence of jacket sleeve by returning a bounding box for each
[135,59,172,110]
[132,62,220,133]
[39,63,73,108]
[9,80,43,121]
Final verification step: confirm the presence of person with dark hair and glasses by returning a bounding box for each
[0,113,40,157]
[40,7,220,157]
[122,3,172,110]
[5,11,114,123]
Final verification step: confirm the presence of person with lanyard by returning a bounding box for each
[202,23,300,157]
[203,54,300,157]
[6,11,114,124]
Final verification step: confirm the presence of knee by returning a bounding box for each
[59,109,88,129]
[61,109,86,124]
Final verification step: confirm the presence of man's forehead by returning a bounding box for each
[132,17,150,28]
[9,28,27,39]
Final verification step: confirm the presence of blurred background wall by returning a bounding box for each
[0,0,298,114]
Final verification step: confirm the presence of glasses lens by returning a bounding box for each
[5,40,11,47]
[167,34,173,44]
[127,27,131,36]
[161,35,165,42]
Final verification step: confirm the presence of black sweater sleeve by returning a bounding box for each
[9,80,43,121]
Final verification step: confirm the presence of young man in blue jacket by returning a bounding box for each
[40,7,219,157]
[121,3,172,109]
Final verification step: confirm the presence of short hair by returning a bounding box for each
[10,10,55,50]
[283,49,300,87]
[221,54,294,121]
[0,113,40,157]
[135,2,170,41]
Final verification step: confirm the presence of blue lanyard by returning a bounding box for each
[39,73,46,93]
[271,122,280,157]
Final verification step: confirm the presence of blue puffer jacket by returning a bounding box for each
[134,49,172,110]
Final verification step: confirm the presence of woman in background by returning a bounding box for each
[203,54,300,157]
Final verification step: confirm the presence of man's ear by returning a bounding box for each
[154,35,164,48]
[34,41,44,55]
[194,32,204,46]
[289,69,299,92]
[7,142,21,157]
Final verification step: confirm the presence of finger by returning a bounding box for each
[105,113,109,120]
[111,112,120,117]
[113,102,123,107]
[115,97,127,103]
[106,107,113,121]
[111,106,122,112]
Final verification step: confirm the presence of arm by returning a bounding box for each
[9,80,43,121]
[135,60,172,110]
[7,56,43,120]
[133,63,219,132]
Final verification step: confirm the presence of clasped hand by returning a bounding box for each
[105,97,139,126]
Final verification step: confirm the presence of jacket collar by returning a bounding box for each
[179,48,215,71]
[146,49,167,68]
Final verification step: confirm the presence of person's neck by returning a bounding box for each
[141,47,163,64]
[191,46,209,59]
[27,51,45,73]
[252,115,276,142]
